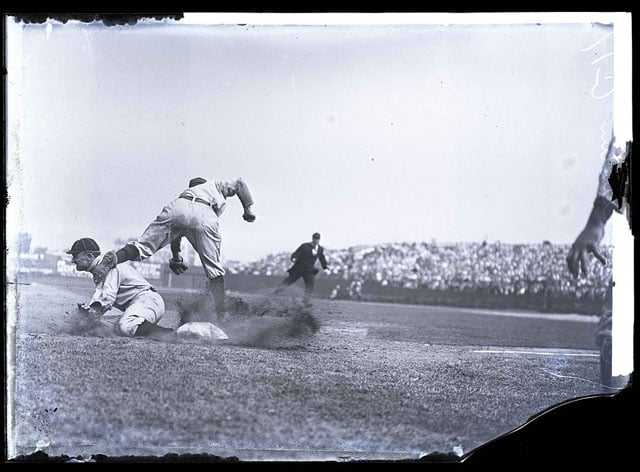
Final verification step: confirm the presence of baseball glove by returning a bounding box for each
[169,256,189,275]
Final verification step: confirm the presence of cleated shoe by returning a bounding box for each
[92,251,118,283]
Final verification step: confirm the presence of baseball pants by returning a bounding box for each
[130,197,225,279]
[277,271,316,299]
[100,290,166,337]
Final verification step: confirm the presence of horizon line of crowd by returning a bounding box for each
[19,240,612,301]
[223,241,612,300]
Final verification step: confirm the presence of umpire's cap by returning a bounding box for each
[66,238,101,255]
[189,177,207,188]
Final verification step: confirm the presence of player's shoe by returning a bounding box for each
[300,311,320,333]
[595,310,613,390]
[142,328,176,342]
[92,251,118,283]
[599,336,613,390]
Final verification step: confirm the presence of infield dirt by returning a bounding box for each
[6,282,614,462]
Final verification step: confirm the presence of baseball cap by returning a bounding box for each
[189,177,207,188]
[66,238,101,255]
[312,232,321,240]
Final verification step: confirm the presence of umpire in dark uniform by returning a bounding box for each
[274,232,330,303]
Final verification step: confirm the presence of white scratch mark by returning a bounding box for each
[590,52,613,66]
[541,368,620,390]
[599,122,612,156]
[81,29,97,74]
[590,68,614,100]
[580,32,613,52]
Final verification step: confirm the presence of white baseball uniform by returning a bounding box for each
[128,178,254,279]
[88,257,165,337]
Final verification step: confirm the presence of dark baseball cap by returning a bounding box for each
[66,238,101,255]
[189,177,207,188]
[312,232,321,240]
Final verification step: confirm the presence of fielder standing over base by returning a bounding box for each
[565,137,631,388]
[68,237,173,338]
[274,232,330,304]
[92,177,256,322]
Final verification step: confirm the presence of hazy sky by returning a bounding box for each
[6,13,628,262]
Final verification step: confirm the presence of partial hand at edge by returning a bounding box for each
[566,222,607,279]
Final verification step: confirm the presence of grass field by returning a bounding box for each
[5,280,622,462]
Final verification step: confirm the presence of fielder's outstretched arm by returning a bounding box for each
[219,178,256,222]
[566,137,629,279]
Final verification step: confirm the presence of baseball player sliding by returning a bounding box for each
[92,177,256,323]
[68,237,173,338]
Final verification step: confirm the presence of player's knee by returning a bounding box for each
[117,317,142,337]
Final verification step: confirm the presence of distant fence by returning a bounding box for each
[15,267,605,316]
[224,274,605,315]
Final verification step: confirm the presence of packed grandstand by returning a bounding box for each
[225,241,612,302]
[16,238,612,313]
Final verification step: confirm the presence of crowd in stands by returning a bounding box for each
[15,237,612,312]
[225,241,612,301]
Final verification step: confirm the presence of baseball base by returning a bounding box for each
[175,321,229,342]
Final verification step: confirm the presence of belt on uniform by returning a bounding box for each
[113,287,157,311]
[179,194,213,208]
